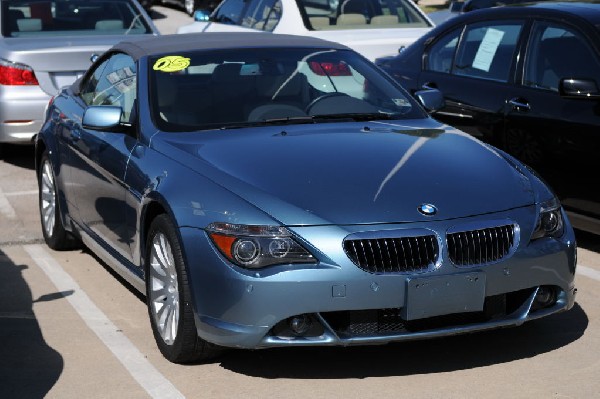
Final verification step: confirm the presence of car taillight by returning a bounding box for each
[0,59,39,85]
[309,61,352,76]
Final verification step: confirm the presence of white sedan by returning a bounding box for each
[177,0,434,61]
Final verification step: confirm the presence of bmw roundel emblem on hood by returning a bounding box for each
[418,203,437,216]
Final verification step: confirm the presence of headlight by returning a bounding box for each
[206,223,316,269]
[531,198,564,240]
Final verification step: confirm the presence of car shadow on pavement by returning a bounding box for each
[0,144,35,170]
[0,248,64,397]
[576,230,600,253]
[218,303,587,378]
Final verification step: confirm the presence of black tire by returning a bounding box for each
[38,152,80,250]
[145,214,221,363]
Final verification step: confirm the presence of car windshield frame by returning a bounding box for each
[147,47,426,132]
[1,0,153,38]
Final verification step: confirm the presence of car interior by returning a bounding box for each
[301,0,429,30]
[2,1,149,36]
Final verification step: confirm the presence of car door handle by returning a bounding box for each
[71,128,81,142]
[508,98,530,112]
[422,82,438,90]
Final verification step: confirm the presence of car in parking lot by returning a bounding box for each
[176,0,434,61]
[377,1,600,165]
[36,32,577,363]
[0,0,158,145]
[156,0,221,16]
[376,1,600,234]
[427,0,545,24]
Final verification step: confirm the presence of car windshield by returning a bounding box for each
[149,47,423,132]
[1,0,153,37]
[297,0,431,31]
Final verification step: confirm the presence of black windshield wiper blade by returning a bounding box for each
[216,113,398,130]
[262,116,315,125]
[311,113,399,121]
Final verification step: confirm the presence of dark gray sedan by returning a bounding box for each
[0,0,158,145]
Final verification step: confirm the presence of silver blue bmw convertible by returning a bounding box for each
[35,33,577,363]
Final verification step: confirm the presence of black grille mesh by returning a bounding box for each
[447,224,515,266]
[344,235,438,273]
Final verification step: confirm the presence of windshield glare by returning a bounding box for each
[2,0,152,37]
[150,48,423,132]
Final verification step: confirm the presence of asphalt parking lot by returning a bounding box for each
[1,5,599,399]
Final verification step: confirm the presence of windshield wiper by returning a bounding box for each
[311,113,400,122]
[216,113,400,130]
[262,116,315,125]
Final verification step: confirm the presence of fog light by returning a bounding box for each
[533,286,557,309]
[289,314,312,335]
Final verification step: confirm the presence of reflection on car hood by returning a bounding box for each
[159,119,534,226]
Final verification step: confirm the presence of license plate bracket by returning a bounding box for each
[402,272,486,321]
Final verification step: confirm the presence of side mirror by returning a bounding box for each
[193,9,212,22]
[83,106,122,130]
[414,88,445,113]
[559,78,600,100]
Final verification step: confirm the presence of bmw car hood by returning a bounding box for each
[162,120,535,226]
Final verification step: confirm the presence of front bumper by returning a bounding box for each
[180,206,577,349]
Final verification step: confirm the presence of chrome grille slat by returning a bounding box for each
[448,224,515,266]
[344,235,438,274]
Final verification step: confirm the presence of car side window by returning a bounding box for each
[523,22,600,92]
[426,28,462,73]
[452,21,523,82]
[80,53,137,124]
[240,0,282,32]
[212,0,247,24]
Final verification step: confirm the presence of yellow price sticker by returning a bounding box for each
[153,56,191,72]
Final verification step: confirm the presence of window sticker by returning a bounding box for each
[153,56,191,72]
[472,28,505,72]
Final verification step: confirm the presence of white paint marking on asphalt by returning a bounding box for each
[0,186,17,219]
[5,190,38,197]
[24,244,185,399]
[577,264,600,282]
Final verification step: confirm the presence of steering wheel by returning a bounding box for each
[305,92,348,114]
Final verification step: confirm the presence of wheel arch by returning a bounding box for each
[140,199,168,272]
[34,138,48,175]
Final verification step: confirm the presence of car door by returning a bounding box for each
[502,19,600,165]
[68,53,139,263]
[418,19,526,143]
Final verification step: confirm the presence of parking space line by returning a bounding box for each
[0,186,17,219]
[4,190,38,197]
[24,244,185,399]
[577,264,600,282]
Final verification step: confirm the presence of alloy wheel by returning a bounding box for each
[148,232,180,345]
[40,160,56,237]
[505,128,544,165]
